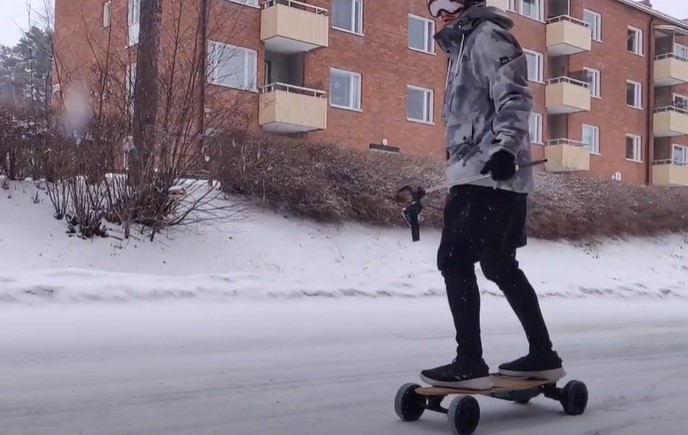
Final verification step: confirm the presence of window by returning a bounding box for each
[507,0,516,11]
[520,0,543,21]
[332,0,363,35]
[207,42,257,91]
[581,124,599,154]
[673,145,688,165]
[408,14,434,54]
[675,43,688,60]
[627,26,643,55]
[127,0,140,46]
[103,1,111,28]
[524,50,543,82]
[330,68,361,110]
[584,67,600,98]
[583,9,601,41]
[227,0,258,5]
[528,112,542,144]
[625,134,641,161]
[126,63,136,117]
[407,85,433,123]
[626,80,641,108]
[673,93,688,109]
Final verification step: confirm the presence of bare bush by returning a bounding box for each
[214,132,688,241]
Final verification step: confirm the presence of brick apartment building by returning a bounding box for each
[54,0,688,186]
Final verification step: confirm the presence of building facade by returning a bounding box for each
[54,0,688,186]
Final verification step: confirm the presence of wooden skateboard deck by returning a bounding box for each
[415,374,557,396]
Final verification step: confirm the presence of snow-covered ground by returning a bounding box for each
[0,180,686,301]
[1,180,688,434]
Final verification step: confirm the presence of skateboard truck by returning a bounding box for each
[397,159,547,242]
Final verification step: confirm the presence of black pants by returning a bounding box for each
[437,185,553,361]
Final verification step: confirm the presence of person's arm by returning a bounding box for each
[473,26,533,157]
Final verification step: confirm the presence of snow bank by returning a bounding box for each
[0,181,686,303]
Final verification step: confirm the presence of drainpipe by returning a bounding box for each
[647,17,656,185]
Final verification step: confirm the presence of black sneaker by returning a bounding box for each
[498,350,566,380]
[420,357,493,390]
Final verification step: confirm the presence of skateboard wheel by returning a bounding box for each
[560,380,588,416]
[447,395,480,435]
[394,383,426,421]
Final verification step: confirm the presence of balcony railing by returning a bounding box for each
[651,159,688,186]
[260,0,329,53]
[654,52,688,87]
[653,105,688,137]
[544,138,591,172]
[545,76,591,114]
[545,15,592,56]
[258,82,327,133]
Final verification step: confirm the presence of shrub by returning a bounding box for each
[215,132,688,241]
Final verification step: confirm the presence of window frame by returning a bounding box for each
[626,80,642,109]
[407,13,435,55]
[581,124,600,155]
[329,67,362,111]
[583,9,601,41]
[627,26,643,55]
[528,112,543,144]
[625,134,642,162]
[519,0,544,22]
[584,67,600,98]
[523,49,544,83]
[207,41,258,91]
[332,0,364,35]
[406,84,434,124]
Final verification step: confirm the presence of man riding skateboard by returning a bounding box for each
[419,0,566,390]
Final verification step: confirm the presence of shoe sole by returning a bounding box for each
[419,374,494,390]
[498,367,567,381]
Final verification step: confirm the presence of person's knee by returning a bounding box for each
[480,253,518,284]
[440,255,474,279]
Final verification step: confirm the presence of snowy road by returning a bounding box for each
[1,298,687,435]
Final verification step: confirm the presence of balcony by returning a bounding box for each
[260,0,328,54]
[544,139,591,172]
[654,53,688,86]
[652,160,688,186]
[545,15,591,56]
[545,77,590,114]
[653,106,688,137]
[485,0,508,10]
[259,83,327,133]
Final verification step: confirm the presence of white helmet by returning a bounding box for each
[426,0,483,18]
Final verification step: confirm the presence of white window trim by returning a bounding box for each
[584,67,601,98]
[103,1,111,28]
[625,134,642,163]
[127,0,140,47]
[226,0,259,7]
[583,9,602,42]
[507,0,516,11]
[207,41,258,92]
[519,0,544,22]
[627,26,643,56]
[626,80,642,109]
[408,13,435,55]
[329,67,362,111]
[406,85,434,124]
[332,0,364,36]
[582,124,600,155]
[673,144,688,165]
[529,112,543,144]
[523,49,543,83]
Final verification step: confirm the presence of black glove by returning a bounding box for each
[480,149,516,181]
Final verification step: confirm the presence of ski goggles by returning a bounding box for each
[426,0,463,18]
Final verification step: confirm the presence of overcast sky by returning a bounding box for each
[0,0,687,45]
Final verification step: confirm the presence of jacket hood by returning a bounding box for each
[456,4,514,31]
[433,4,513,52]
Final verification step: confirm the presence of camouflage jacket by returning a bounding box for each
[434,4,534,194]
